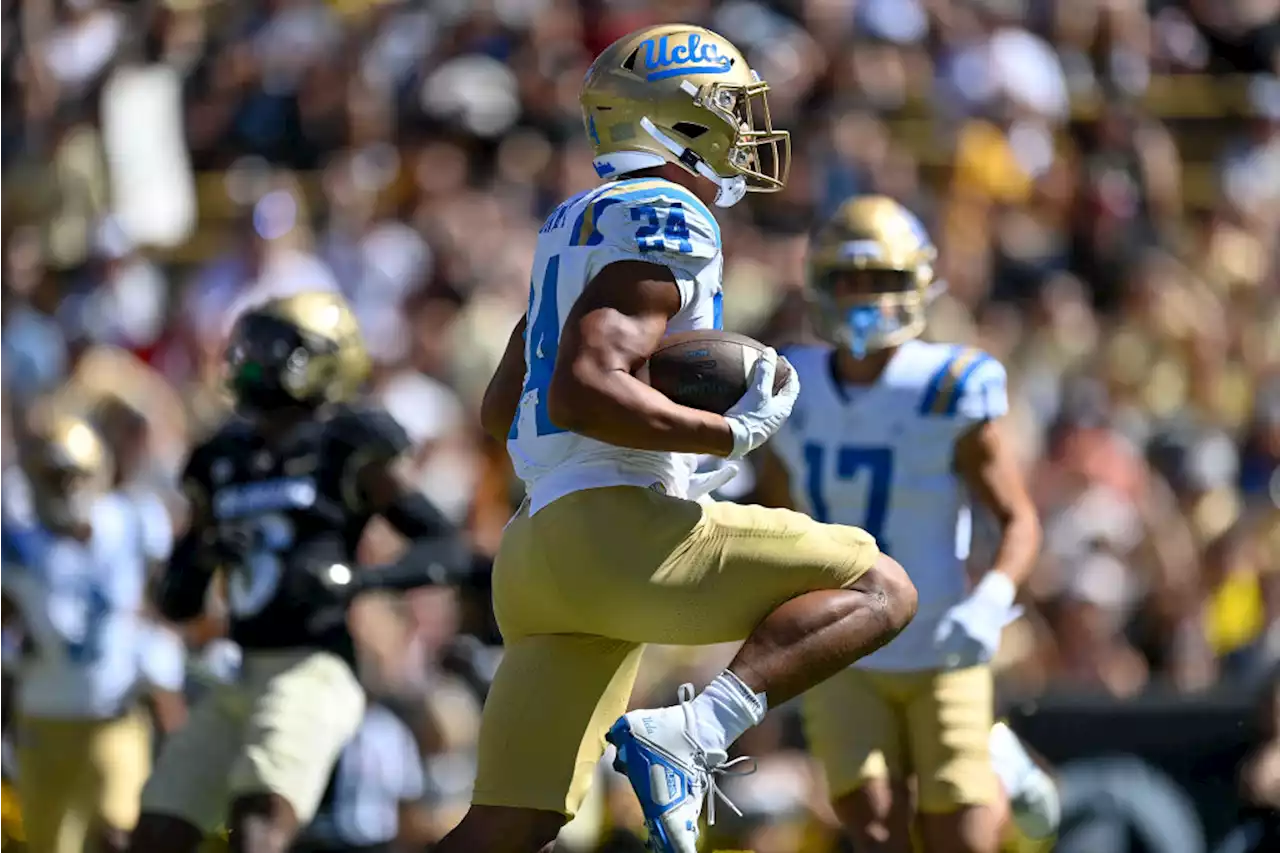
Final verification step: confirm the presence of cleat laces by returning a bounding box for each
[675,683,756,827]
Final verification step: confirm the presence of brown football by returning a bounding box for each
[644,330,793,415]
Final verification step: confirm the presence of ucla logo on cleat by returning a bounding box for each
[639,33,733,81]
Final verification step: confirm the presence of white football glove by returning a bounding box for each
[723,348,800,460]
[687,460,743,504]
[934,572,1022,669]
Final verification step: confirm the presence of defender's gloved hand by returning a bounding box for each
[724,349,800,460]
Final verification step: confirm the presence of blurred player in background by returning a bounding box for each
[751,196,1060,853]
[1,413,186,853]
[446,24,919,853]
[126,292,469,853]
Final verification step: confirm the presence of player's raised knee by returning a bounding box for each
[860,553,918,640]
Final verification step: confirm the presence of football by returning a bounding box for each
[644,330,793,414]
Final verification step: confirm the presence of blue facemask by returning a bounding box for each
[846,304,882,359]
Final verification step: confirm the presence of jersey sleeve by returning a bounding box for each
[333,406,413,510]
[917,347,1009,425]
[953,354,1009,424]
[333,406,412,462]
[581,187,721,310]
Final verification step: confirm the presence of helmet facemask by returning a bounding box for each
[811,268,933,359]
[639,76,789,208]
[693,75,789,193]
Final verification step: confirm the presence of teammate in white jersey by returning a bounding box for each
[438,25,919,853]
[1,413,185,853]
[753,196,1058,853]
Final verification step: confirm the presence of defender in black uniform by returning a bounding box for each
[127,292,466,853]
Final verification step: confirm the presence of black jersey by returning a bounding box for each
[182,404,410,659]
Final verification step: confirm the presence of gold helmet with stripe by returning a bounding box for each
[580,24,790,208]
[808,195,939,358]
[224,291,371,415]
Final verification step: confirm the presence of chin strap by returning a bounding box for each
[639,117,746,208]
[591,118,748,209]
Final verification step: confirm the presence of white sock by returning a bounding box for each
[687,670,767,754]
[989,722,1037,793]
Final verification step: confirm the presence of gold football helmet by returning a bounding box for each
[22,412,112,531]
[225,291,371,413]
[581,24,789,207]
[808,196,939,357]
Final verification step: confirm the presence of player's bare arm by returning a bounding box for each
[547,259,735,456]
[750,444,796,509]
[481,316,528,443]
[954,419,1042,587]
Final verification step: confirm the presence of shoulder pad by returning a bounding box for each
[917,346,1008,422]
[329,405,411,459]
[571,179,720,262]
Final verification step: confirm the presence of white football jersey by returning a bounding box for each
[1,491,170,718]
[772,340,1009,671]
[507,177,725,513]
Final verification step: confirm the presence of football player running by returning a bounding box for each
[125,292,469,853]
[751,196,1059,853]
[2,413,186,853]
[439,24,918,853]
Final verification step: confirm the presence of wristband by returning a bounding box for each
[725,417,751,459]
[973,571,1017,611]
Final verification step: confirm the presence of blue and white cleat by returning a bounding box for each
[606,684,752,853]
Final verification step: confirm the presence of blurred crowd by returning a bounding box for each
[2,0,1279,850]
